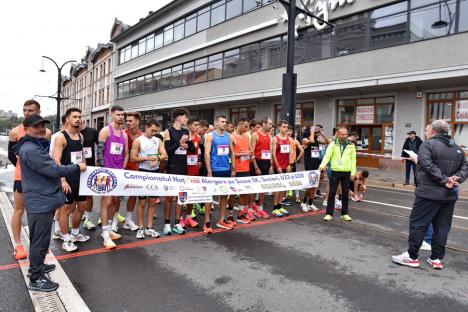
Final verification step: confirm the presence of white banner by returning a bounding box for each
[79,166,320,197]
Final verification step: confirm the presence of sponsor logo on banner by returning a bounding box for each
[87,168,117,194]
[146,184,159,191]
[308,171,319,185]
[178,192,188,204]
[124,184,143,190]
[219,185,228,194]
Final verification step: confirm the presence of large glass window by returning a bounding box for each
[174,19,185,42]
[164,24,174,45]
[144,74,153,93]
[208,53,223,80]
[136,77,145,94]
[197,7,211,31]
[239,43,259,75]
[410,0,457,41]
[123,81,130,98]
[129,79,136,96]
[155,32,163,49]
[160,69,171,90]
[131,44,138,59]
[194,58,208,83]
[375,104,395,123]
[171,65,182,88]
[243,0,260,13]
[260,37,281,70]
[460,0,468,32]
[124,47,131,63]
[152,72,161,91]
[338,106,356,124]
[428,102,453,121]
[334,13,370,56]
[227,0,242,20]
[211,1,226,26]
[146,34,155,52]
[230,106,256,124]
[117,83,123,99]
[223,49,240,78]
[185,13,197,37]
[182,62,195,86]
[370,2,408,49]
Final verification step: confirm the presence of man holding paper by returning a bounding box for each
[401,130,423,185]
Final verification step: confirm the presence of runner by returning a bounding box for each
[79,119,98,230]
[193,119,210,218]
[163,108,193,235]
[204,115,233,233]
[250,118,274,220]
[121,112,143,232]
[97,105,129,249]
[8,99,51,260]
[286,126,304,205]
[184,116,201,228]
[52,108,89,252]
[130,118,167,239]
[271,120,294,217]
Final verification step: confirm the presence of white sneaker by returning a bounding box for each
[163,224,172,235]
[101,233,116,249]
[136,229,145,239]
[62,240,78,252]
[335,199,342,208]
[123,219,139,231]
[111,223,119,233]
[144,228,160,238]
[308,203,319,212]
[301,202,310,212]
[83,219,96,230]
[427,258,443,270]
[420,241,432,251]
[52,231,63,240]
[391,251,420,268]
[70,233,90,243]
[322,200,327,207]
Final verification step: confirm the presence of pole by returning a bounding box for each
[56,70,62,132]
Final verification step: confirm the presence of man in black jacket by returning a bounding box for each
[401,130,423,185]
[392,120,467,270]
[16,115,87,292]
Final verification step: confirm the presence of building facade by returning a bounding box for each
[112,0,468,168]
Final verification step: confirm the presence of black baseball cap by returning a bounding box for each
[23,115,50,127]
[407,130,416,135]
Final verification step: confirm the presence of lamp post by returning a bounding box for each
[278,0,334,138]
[40,56,76,131]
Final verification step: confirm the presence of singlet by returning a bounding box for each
[137,135,160,171]
[232,133,250,173]
[187,134,201,176]
[210,131,230,172]
[275,135,291,170]
[166,126,189,175]
[49,131,62,157]
[61,131,83,182]
[125,129,143,170]
[81,127,98,166]
[14,125,26,181]
[103,124,126,169]
[254,130,271,161]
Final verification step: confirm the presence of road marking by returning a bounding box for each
[362,199,468,221]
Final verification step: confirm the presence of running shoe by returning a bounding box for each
[340,214,352,222]
[198,205,205,215]
[216,219,233,230]
[190,209,197,219]
[227,216,237,227]
[237,214,251,224]
[308,203,319,212]
[420,241,431,251]
[123,219,139,231]
[109,230,121,240]
[28,276,59,293]
[101,234,116,249]
[281,198,292,206]
[26,264,57,278]
[427,258,443,270]
[136,228,145,239]
[246,211,256,221]
[301,203,310,212]
[322,200,327,207]
[62,240,78,252]
[163,224,172,235]
[52,231,63,240]
[111,223,119,233]
[97,218,102,225]
[335,199,342,209]
[116,213,126,223]
[70,233,90,243]
[392,251,420,268]
[179,217,186,228]
[83,219,96,230]
[250,203,260,211]
[172,223,186,235]
[272,209,283,217]
[255,210,270,219]
[323,214,333,222]
[145,228,160,238]
[14,245,27,260]
[203,224,213,234]
[278,208,289,215]
[184,216,198,228]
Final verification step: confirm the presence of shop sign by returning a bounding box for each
[455,100,468,122]
[295,109,301,125]
[356,105,374,124]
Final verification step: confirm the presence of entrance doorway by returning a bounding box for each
[349,125,383,167]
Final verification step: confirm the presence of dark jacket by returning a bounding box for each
[15,135,80,214]
[415,135,468,202]
[401,136,423,157]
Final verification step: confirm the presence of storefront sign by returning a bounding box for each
[356,106,374,124]
[456,100,468,122]
[295,109,301,125]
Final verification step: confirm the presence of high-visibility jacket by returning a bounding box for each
[320,139,356,176]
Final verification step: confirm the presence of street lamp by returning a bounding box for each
[278,0,334,138]
[39,56,76,131]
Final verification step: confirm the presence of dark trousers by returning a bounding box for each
[27,212,54,282]
[407,197,455,260]
[405,160,417,184]
[326,171,351,216]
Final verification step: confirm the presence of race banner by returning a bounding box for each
[79,166,320,197]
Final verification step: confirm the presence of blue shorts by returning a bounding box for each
[212,170,230,178]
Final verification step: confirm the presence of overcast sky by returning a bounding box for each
[0,0,173,116]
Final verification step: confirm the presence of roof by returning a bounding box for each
[90,43,114,63]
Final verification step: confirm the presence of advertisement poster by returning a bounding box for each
[356,106,374,124]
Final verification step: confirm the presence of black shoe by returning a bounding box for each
[281,198,292,206]
[403,182,409,185]
[27,264,56,278]
[28,276,59,292]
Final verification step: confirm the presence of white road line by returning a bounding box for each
[362,199,468,221]
[0,192,90,312]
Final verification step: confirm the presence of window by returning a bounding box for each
[144,74,153,93]
[370,2,408,49]
[182,62,195,85]
[120,50,125,64]
[208,53,223,80]
[428,102,453,121]
[230,106,256,124]
[174,19,185,42]
[338,106,356,124]
[410,0,457,41]
[171,65,182,88]
[160,69,171,90]
[117,83,123,99]
[131,44,138,59]
[146,34,155,52]
[123,81,129,98]
[211,1,226,26]
[375,104,394,123]
[459,0,468,32]
[185,13,197,37]
[227,0,242,20]
[164,24,174,45]
[136,77,145,94]
[194,58,208,83]
[239,43,259,74]
[334,13,370,56]
[124,46,131,63]
[129,79,136,96]
[153,71,161,91]
[138,38,146,56]
[106,86,110,103]
[260,37,281,70]
[243,0,260,13]
[197,7,210,31]
[223,49,240,77]
[155,31,163,49]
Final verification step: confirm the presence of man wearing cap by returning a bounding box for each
[15,115,87,292]
[401,130,423,185]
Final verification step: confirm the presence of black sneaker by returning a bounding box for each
[281,198,292,206]
[27,264,56,278]
[28,276,59,292]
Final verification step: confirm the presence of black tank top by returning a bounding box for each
[61,131,83,182]
[166,126,189,174]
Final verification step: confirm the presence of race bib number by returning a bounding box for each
[240,155,250,161]
[175,146,187,155]
[311,149,320,158]
[187,155,197,166]
[261,150,271,160]
[110,142,123,155]
[70,151,83,164]
[217,145,229,156]
[83,147,92,159]
[280,144,290,154]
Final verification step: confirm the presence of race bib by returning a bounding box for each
[175,146,187,155]
[187,155,197,166]
[70,151,83,164]
[240,155,250,161]
[110,142,123,155]
[280,144,290,154]
[217,145,229,156]
[311,149,320,158]
[83,147,92,159]
[261,150,271,160]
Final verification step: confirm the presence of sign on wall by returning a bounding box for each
[456,100,468,122]
[356,105,374,124]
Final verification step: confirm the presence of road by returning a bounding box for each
[1,185,468,312]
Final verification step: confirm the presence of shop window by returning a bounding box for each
[211,1,226,26]
[375,104,394,123]
[185,13,197,37]
[208,54,223,80]
[428,102,452,121]
[338,106,356,124]
[227,0,242,20]
[194,58,208,83]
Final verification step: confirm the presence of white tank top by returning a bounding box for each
[137,134,160,171]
